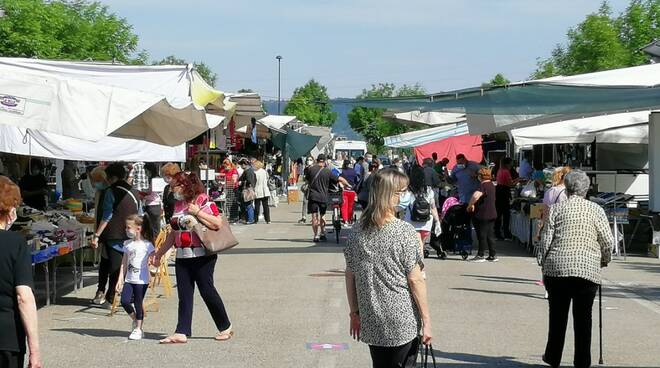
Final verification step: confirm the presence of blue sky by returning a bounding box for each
[102,0,630,99]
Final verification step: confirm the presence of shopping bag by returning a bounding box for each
[192,217,239,254]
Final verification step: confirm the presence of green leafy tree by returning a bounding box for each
[396,83,427,97]
[619,0,660,65]
[482,73,511,87]
[349,82,426,152]
[0,0,144,63]
[153,55,218,87]
[284,79,337,127]
[533,0,660,78]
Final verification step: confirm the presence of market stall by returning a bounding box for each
[383,123,483,169]
[0,58,232,305]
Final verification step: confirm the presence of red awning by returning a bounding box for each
[413,134,483,169]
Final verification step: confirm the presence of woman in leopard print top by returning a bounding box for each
[538,170,613,368]
[344,168,432,367]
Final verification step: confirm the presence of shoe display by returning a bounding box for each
[128,328,143,341]
[469,255,486,263]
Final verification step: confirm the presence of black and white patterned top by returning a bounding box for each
[344,218,422,347]
[538,196,613,284]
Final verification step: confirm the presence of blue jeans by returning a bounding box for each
[245,202,255,223]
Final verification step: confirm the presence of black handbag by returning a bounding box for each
[419,343,437,367]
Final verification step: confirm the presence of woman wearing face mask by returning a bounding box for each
[344,169,432,367]
[161,163,182,224]
[0,176,43,368]
[89,166,113,305]
[219,159,240,223]
[152,172,233,344]
[19,159,48,211]
[90,163,140,308]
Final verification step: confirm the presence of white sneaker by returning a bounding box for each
[469,255,487,263]
[128,328,143,340]
[92,291,106,305]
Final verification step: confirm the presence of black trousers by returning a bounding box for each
[96,253,110,294]
[473,218,496,257]
[254,197,270,223]
[121,283,149,321]
[175,254,231,336]
[369,337,419,368]
[544,276,598,368]
[104,244,124,304]
[0,351,24,368]
[495,186,512,238]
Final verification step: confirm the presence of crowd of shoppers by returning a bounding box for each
[2,152,620,368]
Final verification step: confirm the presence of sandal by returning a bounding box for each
[214,327,234,341]
[159,334,188,344]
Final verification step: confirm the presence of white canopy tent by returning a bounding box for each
[0,125,189,162]
[384,123,469,148]
[510,111,650,146]
[390,111,465,127]
[0,58,225,146]
[257,115,297,133]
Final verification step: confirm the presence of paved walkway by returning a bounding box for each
[37,202,660,367]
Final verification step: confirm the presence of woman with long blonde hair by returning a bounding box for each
[344,168,432,367]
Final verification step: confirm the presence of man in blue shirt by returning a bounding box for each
[449,154,481,204]
[519,157,533,180]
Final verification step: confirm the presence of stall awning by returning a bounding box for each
[510,111,650,146]
[0,125,187,162]
[341,63,660,135]
[414,134,483,170]
[384,123,469,148]
[0,58,225,146]
[386,111,466,127]
[257,115,296,132]
[272,128,321,160]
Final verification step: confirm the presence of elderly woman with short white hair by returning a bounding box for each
[538,170,613,368]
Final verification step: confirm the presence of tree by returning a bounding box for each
[0,0,144,63]
[237,88,254,93]
[532,0,660,78]
[482,73,511,87]
[153,55,218,87]
[619,0,660,65]
[348,82,426,152]
[284,79,337,127]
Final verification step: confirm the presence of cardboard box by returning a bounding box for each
[288,187,301,203]
[530,203,546,219]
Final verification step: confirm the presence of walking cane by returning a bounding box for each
[598,284,604,365]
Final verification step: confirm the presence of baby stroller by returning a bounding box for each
[440,199,473,260]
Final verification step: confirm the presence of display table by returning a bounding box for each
[31,229,87,306]
[510,209,541,255]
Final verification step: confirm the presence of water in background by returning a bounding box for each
[262,100,362,140]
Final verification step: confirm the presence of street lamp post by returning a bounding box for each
[276,55,282,114]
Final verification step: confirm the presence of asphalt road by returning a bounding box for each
[36,202,660,367]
